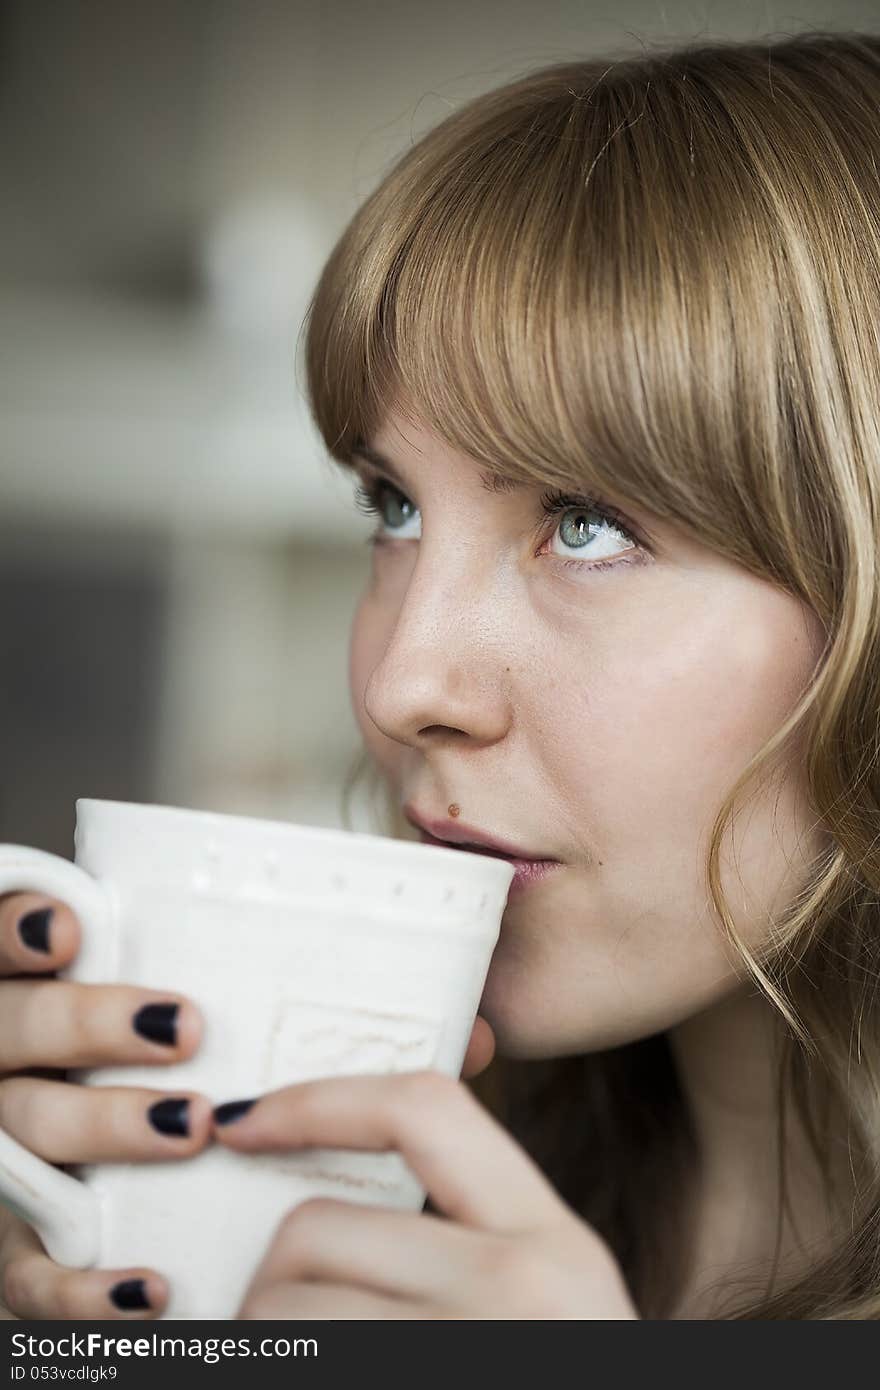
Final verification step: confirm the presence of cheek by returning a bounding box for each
[558,579,824,956]
[487,583,824,1054]
[562,576,821,839]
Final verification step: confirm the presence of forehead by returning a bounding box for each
[353,440,521,496]
[360,413,523,496]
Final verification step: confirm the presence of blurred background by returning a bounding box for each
[1,0,876,858]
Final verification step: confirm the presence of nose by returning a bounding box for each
[361,555,513,750]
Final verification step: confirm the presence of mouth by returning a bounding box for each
[404,805,562,895]
[404,804,560,861]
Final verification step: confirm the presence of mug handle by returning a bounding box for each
[0,844,118,1266]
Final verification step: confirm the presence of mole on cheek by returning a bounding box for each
[448,803,460,818]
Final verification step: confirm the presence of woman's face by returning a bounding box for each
[348,408,828,1059]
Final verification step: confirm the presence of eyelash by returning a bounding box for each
[352,476,644,573]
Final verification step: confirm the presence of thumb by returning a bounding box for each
[460,1014,496,1080]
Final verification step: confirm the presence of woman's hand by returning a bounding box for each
[211,1067,640,1320]
[0,891,213,1320]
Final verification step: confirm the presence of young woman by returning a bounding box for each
[2,28,879,1320]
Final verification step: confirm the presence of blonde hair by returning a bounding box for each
[302,30,880,1317]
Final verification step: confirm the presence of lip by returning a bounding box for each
[412,825,561,897]
[403,805,560,863]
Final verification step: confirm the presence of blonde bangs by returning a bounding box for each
[304,36,880,613]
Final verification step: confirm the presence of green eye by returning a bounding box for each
[354,479,418,530]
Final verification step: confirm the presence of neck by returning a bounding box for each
[665,986,852,1317]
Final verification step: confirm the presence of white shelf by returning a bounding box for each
[0,288,369,540]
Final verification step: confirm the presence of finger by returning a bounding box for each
[246,1196,490,1306]
[0,893,80,976]
[0,1077,214,1163]
[460,1015,495,1080]
[1,1219,168,1320]
[239,1278,426,1321]
[0,980,202,1071]
[211,1070,564,1233]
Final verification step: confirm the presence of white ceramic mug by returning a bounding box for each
[0,799,515,1319]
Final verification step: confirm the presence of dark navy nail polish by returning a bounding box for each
[213,1098,256,1126]
[148,1097,190,1137]
[110,1278,150,1310]
[133,1001,179,1046]
[18,907,52,953]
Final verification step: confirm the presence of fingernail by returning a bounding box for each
[148,1097,190,1137]
[109,1278,150,1310]
[213,1098,256,1126]
[133,1001,179,1046]
[18,907,52,953]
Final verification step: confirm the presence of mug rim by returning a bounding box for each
[75,797,517,889]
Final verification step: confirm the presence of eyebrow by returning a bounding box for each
[350,444,523,496]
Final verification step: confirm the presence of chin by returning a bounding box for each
[478,958,576,1061]
[479,953,658,1060]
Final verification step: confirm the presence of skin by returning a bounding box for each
[343,411,829,1060]
[0,404,841,1319]
[242,405,833,1317]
